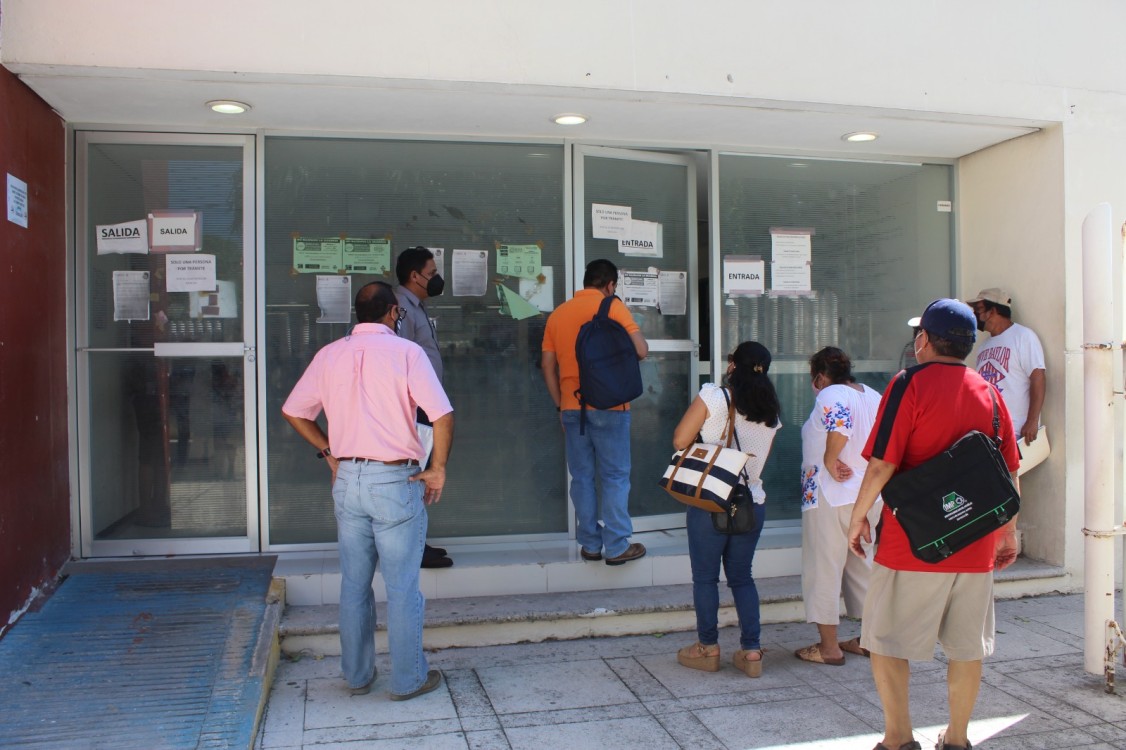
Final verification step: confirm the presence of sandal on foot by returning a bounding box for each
[839,637,871,657]
[794,643,845,666]
[873,742,921,750]
[676,642,720,672]
[935,731,971,750]
[733,648,763,678]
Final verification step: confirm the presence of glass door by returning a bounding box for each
[76,133,257,556]
[575,146,698,532]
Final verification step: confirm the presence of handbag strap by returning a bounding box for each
[721,388,751,484]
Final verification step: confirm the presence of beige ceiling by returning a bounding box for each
[9,65,1043,160]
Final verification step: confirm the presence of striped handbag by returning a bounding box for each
[658,393,750,513]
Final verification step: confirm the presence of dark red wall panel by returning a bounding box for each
[0,65,69,634]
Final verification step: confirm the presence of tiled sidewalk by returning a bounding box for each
[258,593,1126,749]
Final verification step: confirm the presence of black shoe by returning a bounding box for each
[935,731,970,750]
[424,543,447,558]
[421,555,453,569]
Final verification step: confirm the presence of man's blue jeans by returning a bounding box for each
[561,409,633,558]
[332,461,429,695]
[686,503,767,650]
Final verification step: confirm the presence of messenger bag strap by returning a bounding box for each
[987,386,1001,444]
[721,388,750,485]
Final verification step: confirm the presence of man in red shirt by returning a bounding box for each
[541,259,648,565]
[847,299,1020,750]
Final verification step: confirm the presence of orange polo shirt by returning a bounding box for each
[541,289,641,411]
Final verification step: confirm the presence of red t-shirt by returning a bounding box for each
[862,361,1020,573]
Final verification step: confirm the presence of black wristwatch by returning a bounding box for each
[316,447,332,459]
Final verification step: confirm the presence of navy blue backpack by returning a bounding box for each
[573,294,643,433]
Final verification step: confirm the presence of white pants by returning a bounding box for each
[800,499,881,625]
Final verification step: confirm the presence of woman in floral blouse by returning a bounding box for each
[795,347,884,666]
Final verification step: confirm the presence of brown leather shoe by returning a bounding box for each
[580,548,603,561]
[605,542,646,566]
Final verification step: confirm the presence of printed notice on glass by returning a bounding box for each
[7,174,28,228]
[148,210,201,253]
[97,219,149,255]
[723,256,765,296]
[591,203,631,239]
[520,265,554,312]
[452,249,489,297]
[316,275,352,323]
[113,270,151,321]
[294,237,343,273]
[771,260,811,292]
[619,219,663,258]
[342,237,392,274]
[620,270,659,307]
[191,280,238,318]
[658,270,687,315]
[431,248,446,278]
[770,228,812,262]
[496,243,542,280]
[166,254,216,292]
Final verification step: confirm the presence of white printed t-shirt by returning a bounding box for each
[974,322,1045,438]
[800,383,882,510]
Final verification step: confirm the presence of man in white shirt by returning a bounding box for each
[967,288,1046,445]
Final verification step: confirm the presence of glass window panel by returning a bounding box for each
[718,155,953,521]
[89,352,247,539]
[630,352,695,518]
[264,138,567,544]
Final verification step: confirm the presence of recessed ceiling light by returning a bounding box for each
[842,131,878,142]
[207,100,251,115]
[552,113,587,126]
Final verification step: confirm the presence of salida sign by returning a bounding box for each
[95,219,149,255]
[148,210,201,253]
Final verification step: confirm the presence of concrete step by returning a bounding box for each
[278,557,1073,656]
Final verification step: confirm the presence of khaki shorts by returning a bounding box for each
[860,563,995,662]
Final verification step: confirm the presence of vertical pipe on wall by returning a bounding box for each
[1083,202,1115,674]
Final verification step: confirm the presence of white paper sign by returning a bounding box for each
[316,275,353,324]
[723,256,765,296]
[619,219,663,257]
[519,265,555,312]
[96,219,149,255]
[591,203,632,239]
[452,249,489,297]
[166,254,216,292]
[190,280,238,318]
[7,174,28,228]
[771,231,812,262]
[658,271,687,315]
[149,211,201,252]
[113,270,151,321]
[620,270,659,307]
[771,260,811,292]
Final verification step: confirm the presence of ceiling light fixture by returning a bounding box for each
[842,131,878,143]
[552,113,587,126]
[207,100,251,115]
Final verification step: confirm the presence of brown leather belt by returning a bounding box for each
[336,457,419,466]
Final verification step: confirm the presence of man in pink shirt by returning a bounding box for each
[283,281,454,701]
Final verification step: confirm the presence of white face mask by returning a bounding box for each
[811,375,823,396]
[913,333,924,359]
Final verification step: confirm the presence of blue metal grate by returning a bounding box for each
[0,558,275,749]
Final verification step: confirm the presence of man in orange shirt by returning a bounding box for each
[541,259,649,566]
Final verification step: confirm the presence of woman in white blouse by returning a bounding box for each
[795,347,883,666]
[671,341,782,678]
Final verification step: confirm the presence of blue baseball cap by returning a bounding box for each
[917,298,976,344]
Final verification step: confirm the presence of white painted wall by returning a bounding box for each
[3,0,1125,123]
